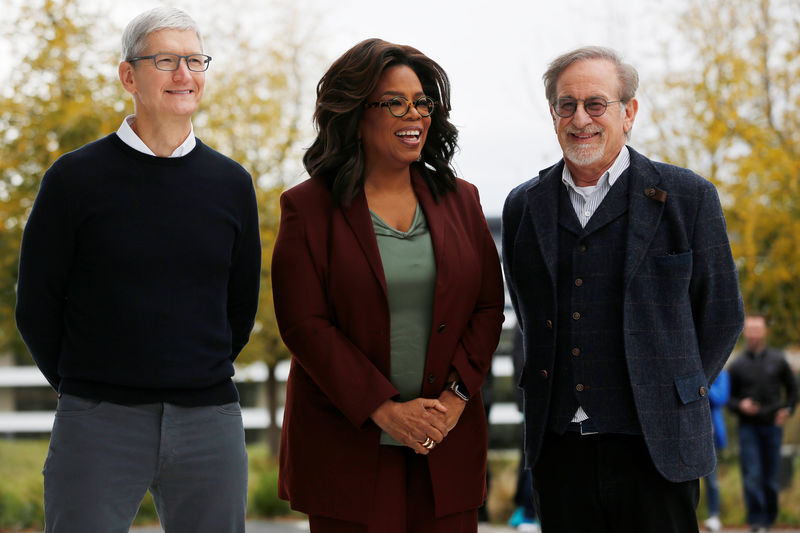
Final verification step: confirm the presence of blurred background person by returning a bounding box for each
[703,368,730,532]
[271,38,504,533]
[728,315,798,533]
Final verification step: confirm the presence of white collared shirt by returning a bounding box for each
[560,146,631,424]
[116,115,196,157]
[561,145,631,228]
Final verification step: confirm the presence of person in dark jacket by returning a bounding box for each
[728,315,798,533]
[502,46,744,533]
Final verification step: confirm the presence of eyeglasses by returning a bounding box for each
[364,96,435,118]
[128,53,212,72]
[552,97,622,118]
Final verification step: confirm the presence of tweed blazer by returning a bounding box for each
[272,172,505,520]
[502,147,744,483]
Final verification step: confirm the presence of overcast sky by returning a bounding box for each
[3,0,689,215]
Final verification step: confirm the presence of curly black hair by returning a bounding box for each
[303,38,459,206]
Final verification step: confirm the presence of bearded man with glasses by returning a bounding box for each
[16,7,260,533]
[502,46,744,532]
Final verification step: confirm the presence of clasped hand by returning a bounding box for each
[371,390,467,455]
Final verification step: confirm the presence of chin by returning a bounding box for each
[564,146,603,167]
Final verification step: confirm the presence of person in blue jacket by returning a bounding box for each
[703,369,730,532]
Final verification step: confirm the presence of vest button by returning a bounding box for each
[699,386,706,397]
[427,374,436,384]
[437,324,446,333]
[578,244,587,252]
[576,383,584,392]
[571,347,581,356]
[572,312,581,320]
[574,278,583,287]
[544,319,553,329]
[539,370,549,380]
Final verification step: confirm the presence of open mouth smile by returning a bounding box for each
[395,127,422,145]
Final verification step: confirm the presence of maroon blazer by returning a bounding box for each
[271,172,505,521]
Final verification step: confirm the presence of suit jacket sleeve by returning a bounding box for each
[271,191,398,428]
[689,181,745,384]
[447,184,505,396]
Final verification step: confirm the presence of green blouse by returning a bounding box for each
[371,204,437,446]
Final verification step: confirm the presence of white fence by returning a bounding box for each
[0,356,522,434]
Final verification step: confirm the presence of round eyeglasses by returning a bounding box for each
[364,96,435,118]
[552,97,622,118]
[128,53,212,72]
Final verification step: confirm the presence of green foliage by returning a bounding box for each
[647,0,800,345]
[247,446,292,518]
[0,0,125,360]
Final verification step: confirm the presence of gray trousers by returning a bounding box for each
[43,394,248,533]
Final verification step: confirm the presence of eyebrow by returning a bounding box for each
[379,90,426,98]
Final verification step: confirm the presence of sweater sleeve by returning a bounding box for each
[226,178,261,360]
[15,166,74,390]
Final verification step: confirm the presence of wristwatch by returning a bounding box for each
[446,380,470,401]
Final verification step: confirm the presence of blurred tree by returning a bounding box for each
[0,0,124,361]
[0,0,315,454]
[647,0,800,346]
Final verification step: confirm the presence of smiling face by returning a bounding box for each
[552,59,637,184]
[119,29,205,125]
[359,64,431,175]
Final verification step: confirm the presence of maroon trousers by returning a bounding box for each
[309,445,478,533]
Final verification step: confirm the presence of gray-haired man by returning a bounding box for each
[502,46,744,532]
[16,7,260,532]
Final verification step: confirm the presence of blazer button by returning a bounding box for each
[578,244,587,252]
[437,324,446,333]
[571,347,581,356]
[427,374,435,384]
[699,386,706,397]
[544,319,553,329]
[572,312,581,320]
[574,278,583,287]
[539,370,549,380]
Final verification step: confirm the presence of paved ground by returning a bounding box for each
[125,520,800,532]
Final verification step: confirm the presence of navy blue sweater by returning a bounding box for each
[16,134,261,405]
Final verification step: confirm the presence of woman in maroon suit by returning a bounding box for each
[271,38,504,533]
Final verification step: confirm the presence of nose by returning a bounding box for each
[172,58,192,79]
[571,102,593,127]
[405,102,423,120]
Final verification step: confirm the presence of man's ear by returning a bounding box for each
[119,61,136,95]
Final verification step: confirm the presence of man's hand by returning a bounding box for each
[739,397,760,415]
[775,407,790,426]
[371,398,448,454]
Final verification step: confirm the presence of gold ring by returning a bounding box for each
[421,437,433,448]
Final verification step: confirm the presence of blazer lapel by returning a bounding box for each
[341,190,388,295]
[412,173,447,282]
[526,165,562,287]
[623,148,667,285]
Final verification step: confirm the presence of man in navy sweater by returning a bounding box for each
[15,7,260,533]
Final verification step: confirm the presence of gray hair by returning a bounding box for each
[121,7,203,61]
[543,46,639,105]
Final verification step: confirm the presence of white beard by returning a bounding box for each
[562,129,605,167]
